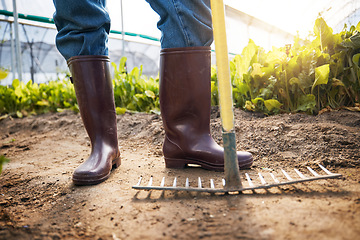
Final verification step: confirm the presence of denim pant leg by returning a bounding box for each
[52,0,110,60]
[145,0,213,49]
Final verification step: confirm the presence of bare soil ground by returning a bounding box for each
[0,108,359,240]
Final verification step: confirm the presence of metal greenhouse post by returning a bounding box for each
[10,23,17,81]
[120,0,125,57]
[12,0,22,81]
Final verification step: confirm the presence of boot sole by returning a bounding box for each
[165,157,253,172]
[72,156,121,186]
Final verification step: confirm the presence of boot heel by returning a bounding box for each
[165,158,187,169]
[112,155,121,169]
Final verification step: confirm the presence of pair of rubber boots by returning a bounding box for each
[68,47,253,185]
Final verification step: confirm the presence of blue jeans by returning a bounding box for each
[145,0,213,49]
[53,0,213,60]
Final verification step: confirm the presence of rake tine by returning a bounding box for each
[133,163,342,193]
[210,179,215,189]
[245,173,254,187]
[307,167,319,176]
[294,168,306,179]
[160,177,165,187]
[258,172,267,185]
[281,169,293,181]
[198,177,202,189]
[318,164,333,175]
[269,172,280,183]
[147,176,153,187]
[135,176,143,186]
[173,177,177,187]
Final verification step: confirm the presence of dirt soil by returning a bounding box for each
[0,108,359,240]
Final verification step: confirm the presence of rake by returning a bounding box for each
[132,0,342,193]
[133,164,342,193]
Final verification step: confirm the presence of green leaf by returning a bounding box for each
[340,32,360,50]
[312,64,329,93]
[350,32,360,49]
[16,111,23,118]
[130,67,140,83]
[111,62,118,72]
[0,69,8,80]
[259,88,272,99]
[296,94,316,112]
[0,114,8,120]
[0,155,10,173]
[289,77,300,85]
[63,101,71,108]
[331,78,345,87]
[352,53,360,67]
[251,97,264,105]
[233,39,258,82]
[265,47,287,64]
[36,100,49,106]
[314,17,334,50]
[115,107,126,115]
[236,82,250,95]
[150,108,161,115]
[145,90,155,99]
[244,100,255,111]
[286,56,300,78]
[251,63,264,77]
[261,65,276,79]
[264,99,282,111]
[14,87,23,98]
[12,79,20,88]
[120,57,127,70]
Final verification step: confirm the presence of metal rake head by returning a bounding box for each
[132,164,342,193]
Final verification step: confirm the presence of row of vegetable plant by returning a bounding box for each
[0,18,359,119]
[211,18,360,114]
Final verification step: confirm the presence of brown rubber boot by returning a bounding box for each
[68,55,121,185]
[160,47,253,171]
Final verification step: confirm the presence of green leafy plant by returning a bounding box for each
[0,78,77,118]
[0,68,8,80]
[0,18,358,118]
[220,17,360,115]
[112,57,160,114]
[0,58,160,118]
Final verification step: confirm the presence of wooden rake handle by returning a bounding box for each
[210,0,242,189]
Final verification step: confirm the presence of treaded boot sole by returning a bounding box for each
[165,157,253,172]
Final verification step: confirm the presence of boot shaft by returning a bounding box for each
[67,55,118,146]
[160,46,212,138]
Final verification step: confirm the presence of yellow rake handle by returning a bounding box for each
[211,0,242,189]
[210,0,234,132]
